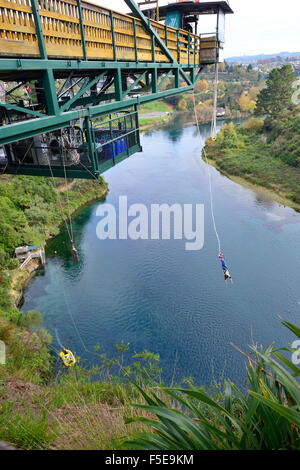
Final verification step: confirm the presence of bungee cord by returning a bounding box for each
[192,64,233,284]
[192,89,222,256]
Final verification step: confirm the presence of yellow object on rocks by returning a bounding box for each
[59,349,76,367]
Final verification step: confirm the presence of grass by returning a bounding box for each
[0,325,163,449]
[125,321,300,450]
[1,315,299,450]
[139,115,171,130]
[138,100,173,131]
[205,124,300,210]
[139,100,173,115]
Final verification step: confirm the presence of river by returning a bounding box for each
[22,120,300,387]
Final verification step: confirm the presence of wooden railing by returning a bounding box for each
[0,0,218,63]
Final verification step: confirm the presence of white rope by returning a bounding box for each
[46,154,73,244]
[192,65,222,256]
[61,132,74,243]
[202,143,222,256]
[211,63,219,140]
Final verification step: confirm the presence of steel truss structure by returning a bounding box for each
[0,0,231,178]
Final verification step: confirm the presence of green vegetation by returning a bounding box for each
[205,65,300,209]
[139,100,172,115]
[0,175,108,311]
[126,321,300,451]
[138,100,173,130]
[0,173,109,449]
[0,65,299,451]
[1,316,299,450]
[255,65,296,116]
[0,324,165,449]
[138,63,266,131]
[139,114,171,130]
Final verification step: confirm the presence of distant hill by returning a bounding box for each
[226,52,300,64]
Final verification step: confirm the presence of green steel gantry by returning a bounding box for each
[0,0,233,178]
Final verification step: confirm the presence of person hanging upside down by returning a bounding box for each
[219,254,233,285]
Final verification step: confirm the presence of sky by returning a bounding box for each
[96,0,300,58]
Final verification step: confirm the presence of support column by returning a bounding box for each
[77,0,87,61]
[174,68,179,89]
[114,69,123,102]
[152,68,158,94]
[84,117,98,174]
[110,10,117,61]
[30,0,58,115]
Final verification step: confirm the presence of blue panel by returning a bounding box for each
[165,10,182,29]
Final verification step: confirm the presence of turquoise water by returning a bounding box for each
[22,121,300,386]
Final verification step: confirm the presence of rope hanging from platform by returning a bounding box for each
[192,64,233,284]
[192,63,222,256]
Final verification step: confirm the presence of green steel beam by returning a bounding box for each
[60,73,106,112]
[77,0,88,61]
[0,102,46,118]
[30,0,59,116]
[114,69,123,102]
[110,10,117,61]
[157,69,173,91]
[174,68,180,89]
[123,71,147,98]
[152,68,158,94]
[84,116,98,173]
[0,84,195,147]
[30,0,47,60]
[133,19,138,62]
[124,0,173,63]
[5,166,95,179]
[0,1,212,148]
[124,0,194,88]
[43,69,59,115]
[0,59,212,72]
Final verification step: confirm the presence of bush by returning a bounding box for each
[20,311,43,330]
[244,117,264,132]
[126,321,300,450]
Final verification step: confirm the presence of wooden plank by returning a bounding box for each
[0,22,36,34]
[0,37,39,56]
[0,0,206,63]
[0,0,32,13]
[39,9,80,23]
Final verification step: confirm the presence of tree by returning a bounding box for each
[178,99,187,111]
[255,65,295,117]
[238,91,251,112]
[244,117,264,132]
[194,79,209,93]
[196,102,213,124]
[249,86,260,101]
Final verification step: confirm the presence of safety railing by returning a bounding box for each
[0,0,218,64]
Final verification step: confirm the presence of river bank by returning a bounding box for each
[7,177,108,308]
[2,117,300,450]
[205,154,300,213]
[204,120,300,212]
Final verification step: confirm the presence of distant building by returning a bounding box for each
[15,245,46,270]
[216,107,226,117]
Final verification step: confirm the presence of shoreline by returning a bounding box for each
[205,155,300,213]
[10,183,108,308]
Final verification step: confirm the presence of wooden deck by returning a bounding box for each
[0,0,218,64]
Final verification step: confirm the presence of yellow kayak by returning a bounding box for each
[59,348,76,367]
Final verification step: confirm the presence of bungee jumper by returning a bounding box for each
[193,62,234,286]
[219,254,233,285]
[71,241,79,264]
